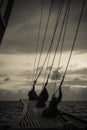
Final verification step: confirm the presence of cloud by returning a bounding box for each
[0,74,6,78]
[63,78,87,86]
[74,50,87,55]
[70,63,78,68]
[0,62,6,67]
[17,70,33,78]
[0,0,87,54]
[68,68,87,75]
[4,77,10,81]
[0,80,87,101]
[46,83,87,101]
[50,69,61,80]
[62,86,87,101]
[35,82,87,101]
[0,88,28,101]
[46,66,52,70]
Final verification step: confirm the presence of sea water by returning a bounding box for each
[59,101,87,121]
[0,101,23,128]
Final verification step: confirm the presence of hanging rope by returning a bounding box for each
[43,0,63,86]
[44,0,70,88]
[53,0,71,93]
[54,0,85,95]
[35,0,54,80]
[32,0,44,82]
[34,0,64,86]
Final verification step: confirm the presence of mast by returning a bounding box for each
[0,0,14,45]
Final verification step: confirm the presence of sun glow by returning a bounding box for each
[0,52,87,100]
[0,52,87,74]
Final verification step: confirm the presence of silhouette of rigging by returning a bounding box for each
[27,0,85,118]
[28,0,54,100]
[36,87,49,107]
[28,0,44,100]
[0,0,85,121]
[33,0,44,81]
[28,81,38,100]
[42,79,63,118]
[41,0,85,118]
[36,0,69,108]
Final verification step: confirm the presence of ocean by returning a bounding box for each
[0,101,87,128]
[58,101,87,121]
[0,101,23,129]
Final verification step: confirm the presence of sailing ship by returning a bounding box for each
[16,0,87,129]
[0,0,87,129]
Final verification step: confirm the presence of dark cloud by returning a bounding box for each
[51,69,61,80]
[0,0,87,101]
[4,77,10,81]
[68,68,87,75]
[63,78,87,86]
[0,0,87,54]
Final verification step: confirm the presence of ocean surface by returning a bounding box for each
[0,101,87,128]
[0,101,23,128]
[58,101,87,121]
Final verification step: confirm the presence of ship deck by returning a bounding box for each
[15,100,87,130]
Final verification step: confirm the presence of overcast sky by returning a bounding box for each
[0,0,87,100]
[1,0,87,53]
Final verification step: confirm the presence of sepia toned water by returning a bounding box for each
[0,101,87,128]
[0,101,23,128]
[59,101,87,121]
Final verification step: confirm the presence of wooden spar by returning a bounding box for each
[0,0,14,45]
[15,100,87,130]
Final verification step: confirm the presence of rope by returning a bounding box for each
[53,0,71,93]
[32,0,44,81]
[34,0,64,84]
[35,0,54,79]
[44,0,70,88]
[43,0,64,86]
[54,0,85,95]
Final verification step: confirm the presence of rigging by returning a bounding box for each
[53,0,71,94]
[34,0,54,80]
[36,0,70,108]
[32,0,63,87]
[32,0,44,82]
[28,0,54,100]
[41,0,85,118]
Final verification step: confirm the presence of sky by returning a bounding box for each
[0,0,87,101]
